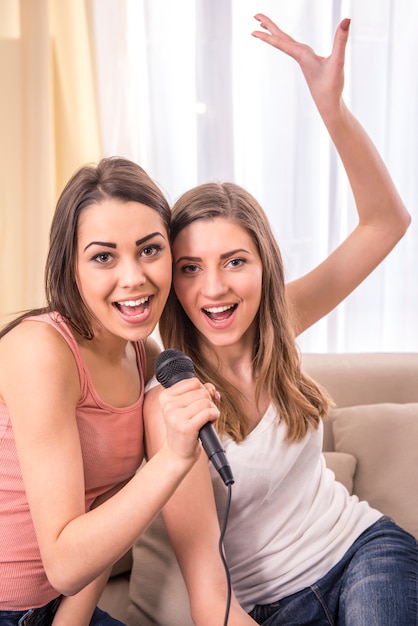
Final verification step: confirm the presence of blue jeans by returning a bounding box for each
[249,517,417,625]
[0,599,126,626]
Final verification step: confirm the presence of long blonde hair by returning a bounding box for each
[159,182,330,443]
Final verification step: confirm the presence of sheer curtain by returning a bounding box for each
[0,0,102,325]
[91,0,418,353]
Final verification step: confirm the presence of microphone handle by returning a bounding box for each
[199,423,234,486]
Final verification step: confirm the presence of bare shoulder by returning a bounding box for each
[0,320,79,403]
[143,382,163,415]
[0,319,75,365]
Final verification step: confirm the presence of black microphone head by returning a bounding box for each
[155,349,196,388]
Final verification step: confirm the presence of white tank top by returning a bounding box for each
[210,404,382,612]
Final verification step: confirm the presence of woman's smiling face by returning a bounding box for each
[172,217,263,349]
[76,198,172,342]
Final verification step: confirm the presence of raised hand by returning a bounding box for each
[252,13,351,115]
[251,12,409,336]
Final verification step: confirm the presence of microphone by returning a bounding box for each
[155,349,234,486]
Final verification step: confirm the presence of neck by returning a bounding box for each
[77,327,130,364]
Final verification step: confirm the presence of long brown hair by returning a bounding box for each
[158,182,330,443]
[1,157,171,340]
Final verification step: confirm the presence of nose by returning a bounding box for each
[118,259,146,289]
[200,268,228,298]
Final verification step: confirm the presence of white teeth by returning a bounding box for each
[204,304,234,313]
[118,297,149,307]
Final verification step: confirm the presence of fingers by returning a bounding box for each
[252,12,292,46]
[252,13,308,62]
[160,379,220,429]
[252,13,351,66]
[253,13,283,37]
[160,382,232,483]
[160,380,220,462]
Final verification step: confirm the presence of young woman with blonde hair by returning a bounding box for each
[144,14,416,626]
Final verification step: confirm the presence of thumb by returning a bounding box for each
[331,18,351,62]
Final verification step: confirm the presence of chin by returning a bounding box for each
[204,335,238,349]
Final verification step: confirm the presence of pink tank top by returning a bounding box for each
[0,313,146,609]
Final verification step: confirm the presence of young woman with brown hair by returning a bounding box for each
[0,157,219,625]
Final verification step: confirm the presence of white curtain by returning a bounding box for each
[90,0,418,353]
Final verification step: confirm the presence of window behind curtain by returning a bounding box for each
[91,0,418,353]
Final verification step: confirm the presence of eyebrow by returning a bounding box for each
[175,248,250,264]
[83,231,164,253]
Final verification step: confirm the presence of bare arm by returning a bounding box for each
[51,570,112,626]
[252,15,411,336]
[144,384,256,625]
[0,321,218,597]
[51,483,130,625]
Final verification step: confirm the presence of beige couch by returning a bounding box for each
[99,352,418,625]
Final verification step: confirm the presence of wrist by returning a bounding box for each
[318,98,352,135]
[159,440,201,477]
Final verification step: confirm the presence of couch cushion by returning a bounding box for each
[110,550,132,577]
[302,353,418,407]
[98,573,130,624]
[330,403,418,539]
[323,451,357,494]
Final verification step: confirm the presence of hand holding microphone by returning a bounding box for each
[155,349,234,486]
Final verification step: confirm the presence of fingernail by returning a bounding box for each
[341,18,351,31]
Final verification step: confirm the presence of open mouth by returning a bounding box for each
[114,297,150,317]
[203,304,237,321]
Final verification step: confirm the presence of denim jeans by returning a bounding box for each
[249,517,417,626]
[0,599,126,626]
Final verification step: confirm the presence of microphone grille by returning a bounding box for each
[155,349,196,388]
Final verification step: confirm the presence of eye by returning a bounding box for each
[181,263,200,274]
[227,258,245,268]
[141,243,163,257]
[92,252,113,264]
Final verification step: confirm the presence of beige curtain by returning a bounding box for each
[0,0,102,327]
